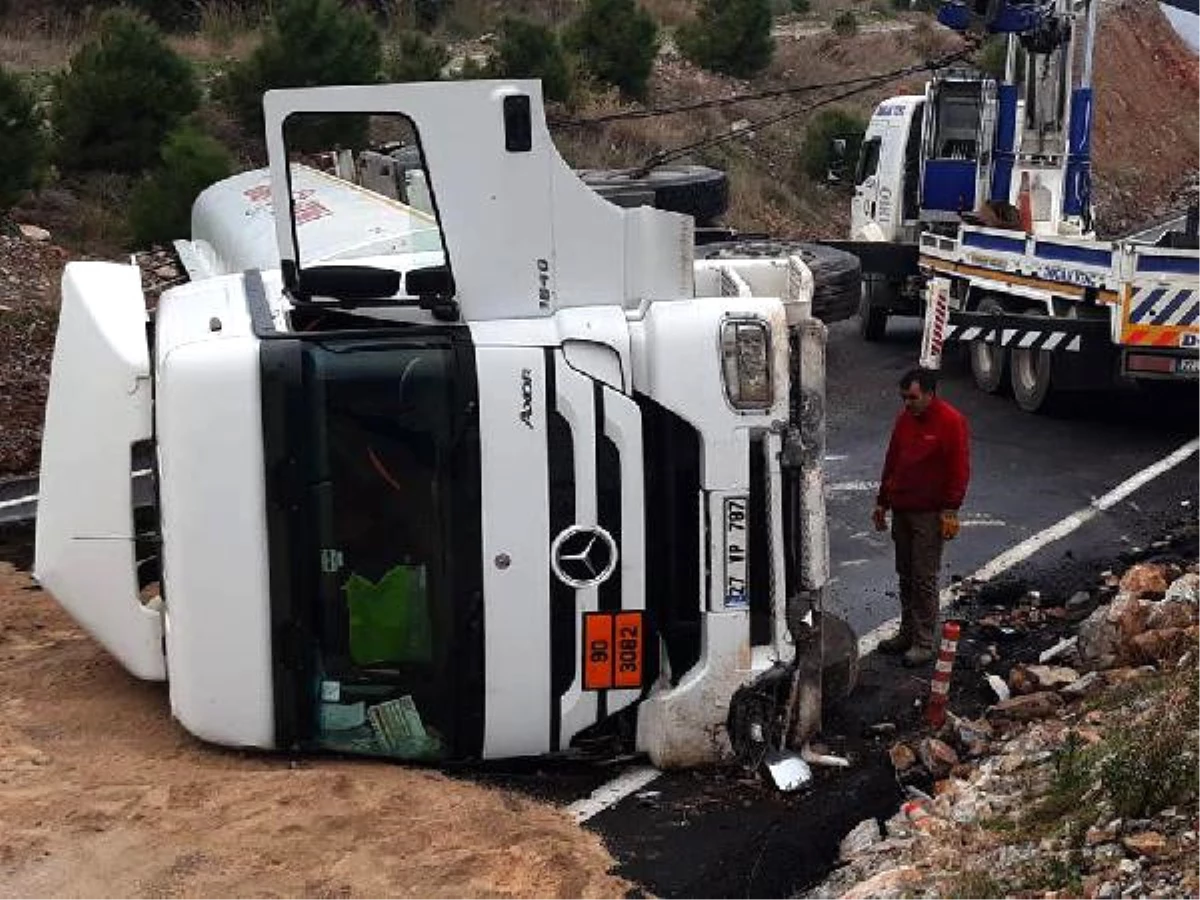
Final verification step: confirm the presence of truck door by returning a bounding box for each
[850,133,883,239]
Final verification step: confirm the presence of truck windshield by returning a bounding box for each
[264,332,483,761]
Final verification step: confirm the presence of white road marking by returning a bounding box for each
[858,438,1200,655]
[565,764,661,823]
[824,454,848,462]
[839,559,869,567]
[0,469,153,512]
[0,494,35,512]
[960,519,1007,528]
[827,480,880,493]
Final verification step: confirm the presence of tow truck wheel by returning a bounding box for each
[858,277,889,341]
[969,298,1008,393]
[696,240,863,324]
[1009,313,1055,413]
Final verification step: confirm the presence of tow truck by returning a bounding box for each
[847,0,1199,410]
[34,80,848,772]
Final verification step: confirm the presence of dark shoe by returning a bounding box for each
[901,646,935,668]
[877,634,911,655]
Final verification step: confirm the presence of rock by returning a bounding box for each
[1078,596,1150,668]
[1011,663,1079,692]
[1123,831,1168,858]
[988,691,1064,721]
[1039,635,1079,663]
[839,817,883,860]
[17,223,50,242]
[986,673,1011,701]
[889,742,917,772]
[1098,881,1121,899]
[1166,573,1200,604]
[1061,671,1104,698]
[838,866,922,899]
[1118,857,1141,876]
[1119,564,1169,598]
[1145,600,1197,631]
[1088,822,1120,845]
[866,722,897,737]
[1067,590,1093,610]
[916,738,959,779]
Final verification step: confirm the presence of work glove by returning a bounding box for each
[872,505,888,532]
[941,510,960,541]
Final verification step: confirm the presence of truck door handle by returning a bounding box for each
[869,202,876,218]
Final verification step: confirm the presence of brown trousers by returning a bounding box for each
[891,510,944,650]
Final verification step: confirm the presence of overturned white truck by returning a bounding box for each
[35,81,847,769]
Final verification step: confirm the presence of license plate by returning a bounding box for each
[583,611,644,690]
[724,496,749,608]
[1177,357,1199,375]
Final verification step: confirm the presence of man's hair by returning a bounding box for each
[899,367,938,393]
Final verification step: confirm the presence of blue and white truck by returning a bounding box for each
[848,0,1199,411]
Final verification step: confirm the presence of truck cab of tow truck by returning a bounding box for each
[35,81,836,769]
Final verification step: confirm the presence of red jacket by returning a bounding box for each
[877,396,970,513]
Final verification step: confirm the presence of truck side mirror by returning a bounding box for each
[827,138,848,183]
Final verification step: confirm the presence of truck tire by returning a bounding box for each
[969,297,1008,394]
[1009,313,1055,412]
[695,240,863,324]
[576,165,729,225]
[858,276,890,341]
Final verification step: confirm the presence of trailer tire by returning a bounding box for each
[969,298,1009,394]
[859,277,890,341]
[576,165,729,225]
[695,240,863,324]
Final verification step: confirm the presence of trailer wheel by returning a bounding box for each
[696,240,863,324]
[858,276,889,341]
[576,165,729,225]
[969,298,1008,393]
[1009,314,1055,412]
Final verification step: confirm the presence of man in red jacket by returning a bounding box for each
[872,367,971,667]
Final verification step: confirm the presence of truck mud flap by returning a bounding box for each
[944,310,1111,354]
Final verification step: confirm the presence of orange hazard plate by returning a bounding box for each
[583,611,644,690]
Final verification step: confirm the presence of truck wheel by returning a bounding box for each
[969,298,1008,393]
[859,277,889,341]
[696,240,863,324]
[1009,316,1055,412]
[576,165,729,225]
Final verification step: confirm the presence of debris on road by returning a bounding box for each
[808,522,1199,899]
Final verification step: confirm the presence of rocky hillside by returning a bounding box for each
[808,524,1199,900]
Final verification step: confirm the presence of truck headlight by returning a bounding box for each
[720,318,772,409]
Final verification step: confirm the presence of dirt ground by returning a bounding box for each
[0,558,630,899]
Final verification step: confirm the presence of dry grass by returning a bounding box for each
[0,11,86,72]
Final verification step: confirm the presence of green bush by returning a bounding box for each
[488,16,573,104]
[976,35,1008,77]
[385,29,450,82]
[790,0,812,12]
[677,0,774,79]
[51,11,200,174]
[218,0,382,144]
[0,67,48,211]
[128,124,233,245]
[125,0,202,31]
[565,0,658,101]
[831,10,858,35]
[799,107,866,181]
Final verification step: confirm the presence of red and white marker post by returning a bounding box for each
[925,620,961,729]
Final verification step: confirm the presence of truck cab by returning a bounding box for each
[35,81,837,770]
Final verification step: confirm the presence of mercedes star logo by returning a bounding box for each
[550,525,618,588]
